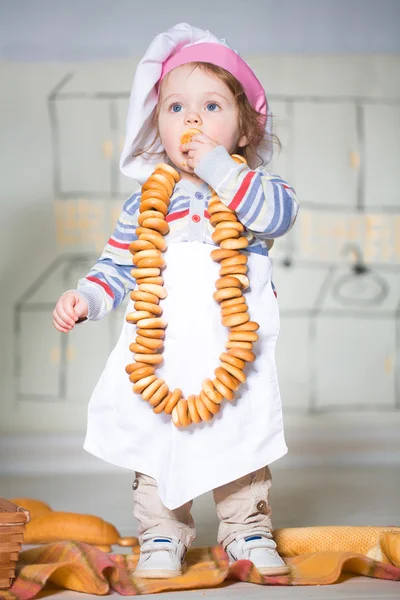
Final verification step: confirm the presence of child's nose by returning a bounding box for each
[184,112,202,127]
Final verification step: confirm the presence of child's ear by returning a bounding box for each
[237,134,249,148]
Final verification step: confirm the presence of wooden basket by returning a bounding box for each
[0,498,30,589]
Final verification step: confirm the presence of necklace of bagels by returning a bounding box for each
[125,129,260,428]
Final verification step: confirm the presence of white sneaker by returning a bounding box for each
[134,535,186,578]
[226,531,289,576]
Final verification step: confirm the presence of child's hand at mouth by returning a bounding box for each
[180,130,220,170]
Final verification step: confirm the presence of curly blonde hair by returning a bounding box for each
[132,62,280,167]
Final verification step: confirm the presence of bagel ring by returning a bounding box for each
[137,327,165,339]
[228,347,256,363]
[137,210,165,226]
[221,303,248,317]
[155,163,181,183]
[148,382,169,407]
[133,374,157,393]
[153,392,172,414]
[139,232,167,251]
[220,361,246,383]
[221,312,250,328]
[140,198,168,215]
[215,276,243,290]
[194,395,213,421]
[141,378,164,401]
[180,128,202,145]
[164,388,182,414]
[214,367,240,391]
[220,237,249,250]
[141,218,170,235]
[213,377,235,401]
[219,352,246,370]
[129,239,154,253]
[200,390,221,415]
[187,394,202,423]
[202,378,224,404]
[210,248,239,262]
[133,353,164,365]
[177,398,192,427]
[213,287,243,302]
[138,284,167,299]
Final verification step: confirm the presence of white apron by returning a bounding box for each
[84,242,287,510]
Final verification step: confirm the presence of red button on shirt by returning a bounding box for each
[192,214,201,223]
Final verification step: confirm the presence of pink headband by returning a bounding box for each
[160,42,267,116]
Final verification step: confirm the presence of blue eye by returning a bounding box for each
[206,103,219,111]
[171,103,182,113]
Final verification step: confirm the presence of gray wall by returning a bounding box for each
[1,0,400,60]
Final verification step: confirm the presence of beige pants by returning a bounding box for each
[133,467,273,549]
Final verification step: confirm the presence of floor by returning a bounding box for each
[2,465,399,599]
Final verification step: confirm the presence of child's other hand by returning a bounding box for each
[53,291,88,332]
[180,132,219,170]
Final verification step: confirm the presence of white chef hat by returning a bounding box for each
[120,22,273,184]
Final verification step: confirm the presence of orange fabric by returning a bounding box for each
[1,528,399,598]
[274,526,400,563]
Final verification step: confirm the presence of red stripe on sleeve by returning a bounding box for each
[107,237,131,250]
[166,209,189,223]
[86,276,114,298]
[228,171,255,212]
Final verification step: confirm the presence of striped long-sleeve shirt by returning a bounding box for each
[77,145,299,320]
